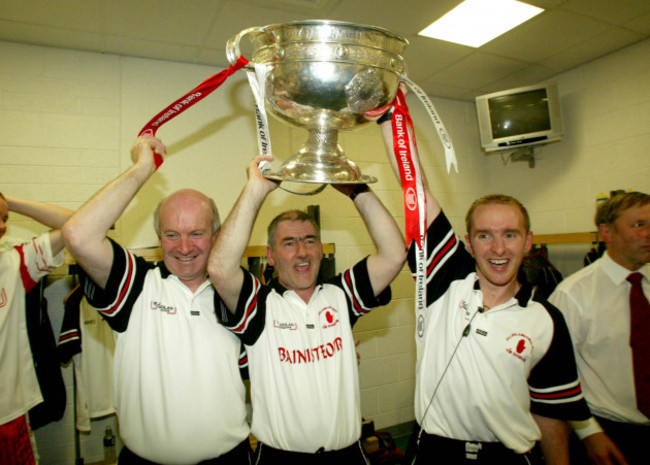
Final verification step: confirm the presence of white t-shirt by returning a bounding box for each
[0,233,63,425]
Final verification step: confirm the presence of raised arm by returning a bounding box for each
[378,85,441,227]
[208,155,278,312]
[62,135,165,288]
[4,195,74,255]
[5,196,74,229]
[334,184,406,296]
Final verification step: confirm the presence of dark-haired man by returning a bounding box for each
[208,154,406,464]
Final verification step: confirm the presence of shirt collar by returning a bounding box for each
[157,260,212,293]
[471,270,534,308]
[157,260,172,279]
[601,252,650,285]
[269,277,323,300]
[515,277,535,307]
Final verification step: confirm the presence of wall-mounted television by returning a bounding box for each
[475,82,563,152]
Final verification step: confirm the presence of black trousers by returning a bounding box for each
[253,440,369,465]
[413,431,543,465]
[569,416,649,465]
[118,438,251,465]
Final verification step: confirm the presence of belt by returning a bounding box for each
[418,431,540,461]
[260,440,361,457]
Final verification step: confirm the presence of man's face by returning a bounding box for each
[0,198,7,240]
[465,203,532,292]
[158,193,217,291]
[267,219,323,301]
[601,203,650,271]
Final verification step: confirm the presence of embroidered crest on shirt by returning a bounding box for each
[319,306,340,329]
[505,332,533,362]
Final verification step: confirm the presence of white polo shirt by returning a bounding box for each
[409,213,592,453]
[82,239,250,465]
[218,258,390,453]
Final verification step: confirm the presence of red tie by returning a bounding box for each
[627,272,650,417]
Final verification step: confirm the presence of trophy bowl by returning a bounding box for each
[227,20,408,185]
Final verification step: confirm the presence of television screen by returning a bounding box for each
[488,89,551,139]
[475,82,562,152]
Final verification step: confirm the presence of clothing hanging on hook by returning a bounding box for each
[522,245,563,300]
[26,277,67,429]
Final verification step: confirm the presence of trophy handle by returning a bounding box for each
[226,26,264,69]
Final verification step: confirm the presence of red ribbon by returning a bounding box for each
[390,89,426,248]
[138,56,249,168]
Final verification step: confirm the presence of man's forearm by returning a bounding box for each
[62,161,154,288]
[353,189,406,295]
[65,164,152,246]
[208,181,268,310]
[218,184,265,260]
[6,196,74,229]
[534,414,570,465]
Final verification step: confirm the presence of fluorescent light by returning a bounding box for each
[419,0,544,48]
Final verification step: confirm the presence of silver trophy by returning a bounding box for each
[227,20,408,187]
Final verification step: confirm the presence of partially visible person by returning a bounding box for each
[0,194,73,465]
[378,86,596,464]
[550,191,650,465]
[61,136,251,465]
[208,154,406,464]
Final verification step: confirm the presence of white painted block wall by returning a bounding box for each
[1,37,649,463]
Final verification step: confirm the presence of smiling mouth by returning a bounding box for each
[294,261,310,272]
[488,259,508,267]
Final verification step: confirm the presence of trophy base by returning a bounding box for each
[264,127,377,189]
[264,173,377,185]
[264,171,376,196]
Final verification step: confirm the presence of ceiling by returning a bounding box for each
[1,0,649,101]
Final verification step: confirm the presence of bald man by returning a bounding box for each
[62,136,250,465]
